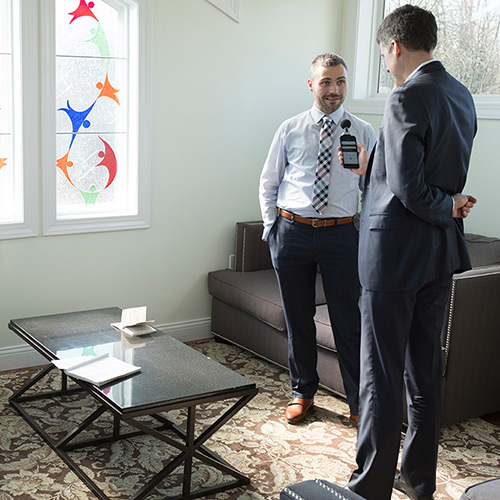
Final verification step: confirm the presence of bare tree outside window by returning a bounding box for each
[379,0,500,95]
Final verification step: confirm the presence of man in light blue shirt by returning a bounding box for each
[259,53,376,424]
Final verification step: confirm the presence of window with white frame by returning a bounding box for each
[379,0,500,95]
[43,0,151,235]
[0,0,15,224]
[344,0,500,119]
[0,0,151,240]
[0,0,38,240]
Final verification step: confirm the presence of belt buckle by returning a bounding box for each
[312,219,327,228]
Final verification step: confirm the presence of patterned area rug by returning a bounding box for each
[1,339,499,500]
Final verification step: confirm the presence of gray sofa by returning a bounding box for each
[208,221,500,425]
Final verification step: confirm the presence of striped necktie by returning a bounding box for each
[312,116,334,214]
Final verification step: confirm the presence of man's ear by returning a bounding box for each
[391,40,402,56]
[308,79,313,92]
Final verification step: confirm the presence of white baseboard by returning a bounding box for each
[0,318,212,372]
[0,345,47,371]
[158,318,212,343]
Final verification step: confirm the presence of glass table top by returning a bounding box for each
[10,308,256,414]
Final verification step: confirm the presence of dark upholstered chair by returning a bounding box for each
[459,477,500,499]
[280,479,366,500]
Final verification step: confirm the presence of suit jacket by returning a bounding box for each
[359,61,477,292]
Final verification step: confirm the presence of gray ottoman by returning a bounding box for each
[459,478,500,500]
[280,479,366,500]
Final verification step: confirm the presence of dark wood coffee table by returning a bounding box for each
[8,307,258,499]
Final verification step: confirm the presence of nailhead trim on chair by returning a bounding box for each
[282,479,354,500]
[443,279,456,377]
[281,487,306,500]
[241,226,248,273]
[314,479,354,499]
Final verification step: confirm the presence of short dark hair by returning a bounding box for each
[310,53,348,79]
[376,4,437,52]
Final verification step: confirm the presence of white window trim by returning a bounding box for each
[0,0,39,240]
[41,0,152,236]
[342,0,500,120]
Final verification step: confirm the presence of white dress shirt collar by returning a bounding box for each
[406,58,436,82]
[311,104,345,125]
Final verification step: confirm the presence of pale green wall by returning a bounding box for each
[1,0,497,354]
[0,0,344,351]
[462,118,499,237]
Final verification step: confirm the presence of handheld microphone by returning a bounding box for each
[339,119,359,169]
[340,119,351,131]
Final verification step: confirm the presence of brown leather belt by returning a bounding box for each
[279,209,353,228]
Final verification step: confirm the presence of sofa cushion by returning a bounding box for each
[314,305,336,352]
[466,233,500,267]
[208,269,327,332]
[208,269,287,331]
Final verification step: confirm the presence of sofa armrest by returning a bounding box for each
[443,263,500,372]
[234,221,273,272]
[441,263,500,422]
[465,233,500,267]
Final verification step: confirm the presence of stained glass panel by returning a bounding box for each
[0,0,11,53]
[56,132,127,213]
[0,56,12,134]
[55,0,129,216]
[0,0,16,224]
[0,0,12,144]
[56,57,127,135]
[0,136,16,223]
[56,0,122,59]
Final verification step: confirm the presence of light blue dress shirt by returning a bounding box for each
[259,104,377,240]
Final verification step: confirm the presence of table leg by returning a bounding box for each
[126,391,256,499]
[10,366,257,500]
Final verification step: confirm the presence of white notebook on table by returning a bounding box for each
[52,353,141,386]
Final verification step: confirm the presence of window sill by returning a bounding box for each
[347,94,500,121]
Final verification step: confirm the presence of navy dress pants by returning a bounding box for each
[349,274,452,500]
[267,215,361,415]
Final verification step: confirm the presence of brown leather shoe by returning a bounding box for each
[285,398,313,423]
[349,415,359,427]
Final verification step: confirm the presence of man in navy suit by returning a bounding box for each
[345,5,477,500]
